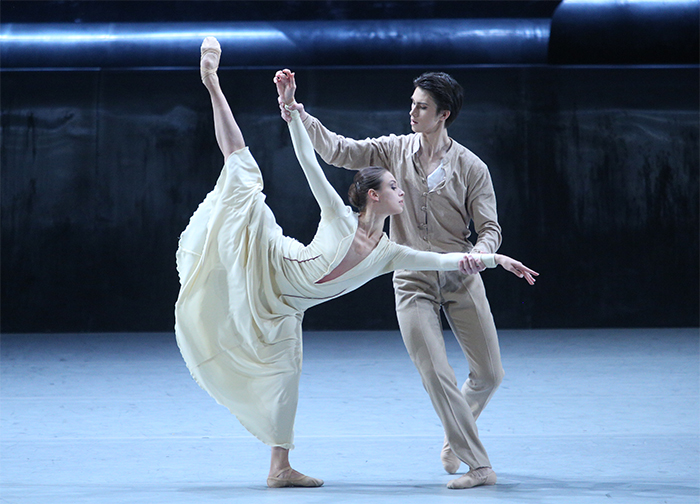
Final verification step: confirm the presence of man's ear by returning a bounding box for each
[440,110,451,123]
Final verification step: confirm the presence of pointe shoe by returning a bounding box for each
[440,436,461,474]
[447,466,497,489]
[200,36,221,82]
[266,467,324,488]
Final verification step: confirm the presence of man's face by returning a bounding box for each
[409,87,448,134]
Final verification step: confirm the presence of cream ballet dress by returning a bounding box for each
[174,110,495,449]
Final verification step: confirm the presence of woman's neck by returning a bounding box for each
[357,210,386,242]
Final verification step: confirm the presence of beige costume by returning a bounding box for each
[174,111,496,450]
[301,113,503,469]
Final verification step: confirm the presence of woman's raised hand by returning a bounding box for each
[274,69,296,103]
[495,255,539,285]
[274,69,301,123]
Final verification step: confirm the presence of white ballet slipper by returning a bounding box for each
[447,466,497,489]
[266,467,324,488]
[200,36,221,82]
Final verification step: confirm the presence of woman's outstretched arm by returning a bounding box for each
[201,37,245,159]
[387,244,539,285]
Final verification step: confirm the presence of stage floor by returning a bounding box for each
[2,328,698,503]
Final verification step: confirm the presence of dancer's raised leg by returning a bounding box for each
[200,37,244,159]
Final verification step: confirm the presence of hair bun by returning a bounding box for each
[347,166,388,213]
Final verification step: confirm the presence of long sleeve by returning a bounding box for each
[466,161,502,254]
[288,110,346,213]
[301,113,395,171]
[383,240,497,272]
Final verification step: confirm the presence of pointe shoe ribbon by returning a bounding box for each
[266,467,324,488]
[200,37,221,82]
[447,467,497,489]
[441,436,461,474]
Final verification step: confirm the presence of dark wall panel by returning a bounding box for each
[1,66,698,332]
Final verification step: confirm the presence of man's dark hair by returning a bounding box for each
[413,72,464,128]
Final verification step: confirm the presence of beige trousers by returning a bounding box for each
[394,269,504,470]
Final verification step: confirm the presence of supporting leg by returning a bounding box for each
[440,272,504,490]
[442,273,504,422]
[395,294,491,470]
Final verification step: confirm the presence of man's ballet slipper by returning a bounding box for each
[200,36,221,82]
[440,436,461,474]
[266,467,324,488]
[447,467,497,489]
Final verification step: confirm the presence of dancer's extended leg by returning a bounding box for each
[200,37,245,159]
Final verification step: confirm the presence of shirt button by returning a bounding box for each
[421,206,427,211]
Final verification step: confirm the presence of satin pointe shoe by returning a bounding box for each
[440,436,461,474]
[447,466,497,489]
[200,36,221,82]
[266,467,324,488]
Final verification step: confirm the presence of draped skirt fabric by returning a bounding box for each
[174,148,303,450]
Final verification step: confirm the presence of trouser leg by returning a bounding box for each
[395,275,491,469]
[440,271,504,422]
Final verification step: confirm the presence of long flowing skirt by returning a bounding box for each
[174,147,303,449]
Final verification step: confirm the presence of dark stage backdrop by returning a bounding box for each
[1,1,698,332]
[2,65,697,332]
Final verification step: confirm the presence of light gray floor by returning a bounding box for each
[1,328,698,504]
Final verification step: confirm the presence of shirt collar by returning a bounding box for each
[411,134,454,160]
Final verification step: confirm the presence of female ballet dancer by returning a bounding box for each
[174,37,538,488]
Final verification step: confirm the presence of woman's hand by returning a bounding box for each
[495,254,539,285]
[274,69,307,122]
[274,68,296,105]
[458,254,486,275]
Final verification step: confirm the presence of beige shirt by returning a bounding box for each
[302,114,502,254]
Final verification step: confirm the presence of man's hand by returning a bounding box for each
[458,254,487,275]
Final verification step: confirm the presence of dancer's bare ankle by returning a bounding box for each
[269,466,293,478]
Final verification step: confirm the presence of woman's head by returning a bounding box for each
[412,72,463,129]
[348,166,404,215]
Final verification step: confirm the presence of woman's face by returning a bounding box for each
[375,171,405,215]
[410,87,448,134]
